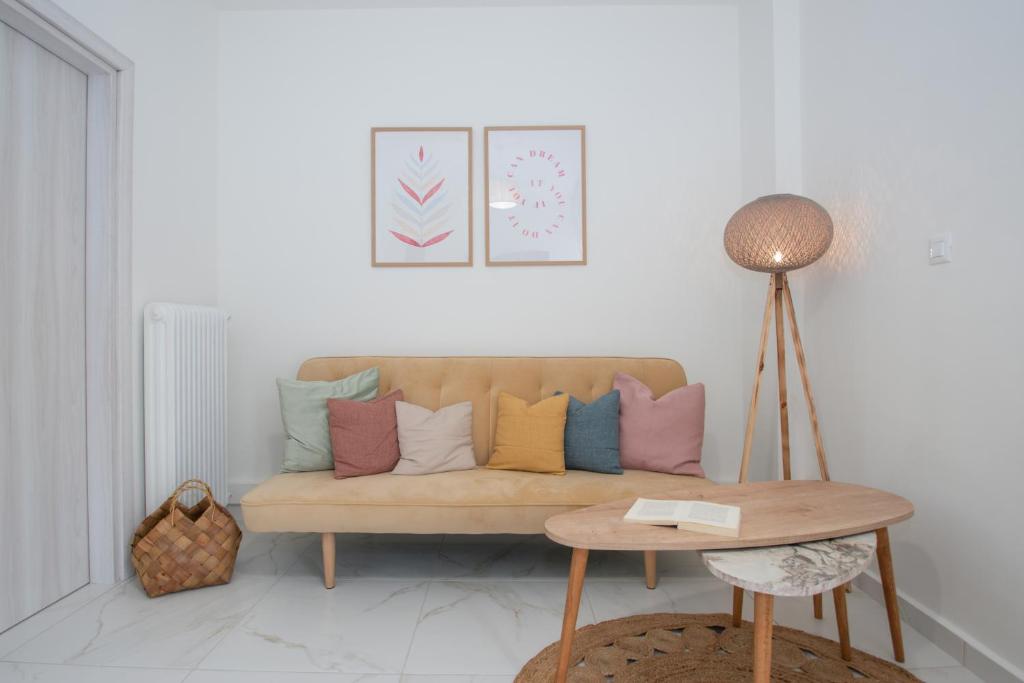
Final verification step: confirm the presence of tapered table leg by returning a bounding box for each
[813,593,823,619]
[644,550,657,589]
[753,593,774,683]
[876,527,905,662]
[732,586,744,626]
[833,586,852,660]
[555,547,589,683]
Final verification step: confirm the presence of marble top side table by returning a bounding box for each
[702,532,877,681]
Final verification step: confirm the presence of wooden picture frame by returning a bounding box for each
[371,127,473,267]
[484,125,587,266]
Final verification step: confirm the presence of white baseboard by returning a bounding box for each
[855,571,1023,683]
[227,480,260,504]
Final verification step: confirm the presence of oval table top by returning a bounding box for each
[544,480,913,551]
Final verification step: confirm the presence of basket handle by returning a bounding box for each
[168,479,215,526]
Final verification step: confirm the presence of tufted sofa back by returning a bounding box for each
[297,356,687,465]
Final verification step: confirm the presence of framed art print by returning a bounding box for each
[484,125,587,266]
[371,127,472,267]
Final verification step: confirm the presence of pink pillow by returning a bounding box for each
[327,389,404,479]
[613,372,705,477]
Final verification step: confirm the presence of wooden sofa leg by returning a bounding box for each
[322,532,336,589]
[644,550,657,589]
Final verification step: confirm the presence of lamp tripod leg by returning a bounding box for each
[739,279,776,483]
[774,273,791,480]
[782,274,830,481]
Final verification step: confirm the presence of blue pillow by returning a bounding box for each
[555,390,623,474]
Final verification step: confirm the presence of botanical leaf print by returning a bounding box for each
[389,145,452,248]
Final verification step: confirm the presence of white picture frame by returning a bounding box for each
[371,127,472,267]
[484,126,587,266]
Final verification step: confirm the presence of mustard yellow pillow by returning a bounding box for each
[487,392,569,475]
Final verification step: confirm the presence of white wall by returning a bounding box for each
[216,4,768,488]
[36,1,1024,672]
[52,0,221,561]
[798,0,1024,674]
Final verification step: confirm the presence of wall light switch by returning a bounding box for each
[929,232,952,265]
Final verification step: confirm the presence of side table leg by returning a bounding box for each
[732,586,744,626]
[876,527,906,662]
[644,550,657,589]
[833,586,852,660]
[753,592,774,683]
[556,547,589,683]
[813,593,823,619]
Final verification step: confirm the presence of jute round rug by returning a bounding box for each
[517,613,921,682]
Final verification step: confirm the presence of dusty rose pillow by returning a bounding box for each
[613,372,705,477]
[327,389,404,479]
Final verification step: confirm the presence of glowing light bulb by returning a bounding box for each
[773,250,784,263]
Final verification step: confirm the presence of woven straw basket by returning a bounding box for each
[131,479,242,598]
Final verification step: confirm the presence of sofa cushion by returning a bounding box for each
[277,367,379,472]
[487,392,569,475]
[240,468,715,534]
[557,390,622,474]
[393,400,476,475]
[615,372,706,477]
[328,389,403,478]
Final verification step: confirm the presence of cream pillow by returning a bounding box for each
[392,401,476,475]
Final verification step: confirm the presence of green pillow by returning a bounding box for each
[277,367,379,472]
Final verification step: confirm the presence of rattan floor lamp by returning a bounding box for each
[725,194,834,484]
[725,193,837,623]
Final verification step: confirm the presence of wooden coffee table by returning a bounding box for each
[544,480,914,683]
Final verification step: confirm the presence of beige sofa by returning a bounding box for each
[241,356,714,587]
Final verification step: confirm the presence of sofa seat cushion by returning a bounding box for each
[240,468,715,534]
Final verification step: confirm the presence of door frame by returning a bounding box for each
[0,0,134,583]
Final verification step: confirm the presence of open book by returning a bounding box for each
[623,498,742,538]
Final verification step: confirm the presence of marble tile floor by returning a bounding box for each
[0,507,986,682]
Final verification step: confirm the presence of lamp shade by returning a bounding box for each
[724,194,833,273]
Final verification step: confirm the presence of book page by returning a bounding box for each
[633,499,680,519]
[686,501,730,525]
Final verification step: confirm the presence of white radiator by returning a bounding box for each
[144,303,230,510]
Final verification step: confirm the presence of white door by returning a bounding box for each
[0,19,90,632]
